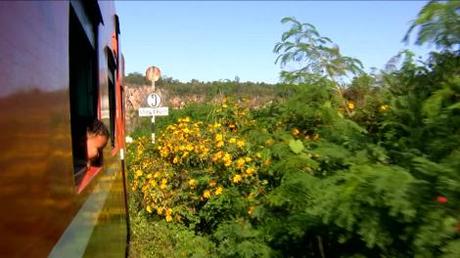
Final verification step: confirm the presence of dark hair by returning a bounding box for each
[87,120,109,138]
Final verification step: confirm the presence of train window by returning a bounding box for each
[69,5,100,186]
[107,50,116,147]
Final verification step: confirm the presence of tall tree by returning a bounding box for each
[274,17,363,84]
[404,0,460,51]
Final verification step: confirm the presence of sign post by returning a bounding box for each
[140,66,166,143]
[145,66,161,91]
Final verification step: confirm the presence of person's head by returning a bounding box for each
[86,120,109,163]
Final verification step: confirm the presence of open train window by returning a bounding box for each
[107,49,116,147]
[69,3,102,186]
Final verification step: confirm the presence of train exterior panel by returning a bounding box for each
[0,1,128,257]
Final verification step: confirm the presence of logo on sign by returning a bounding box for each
[147,93,161,107]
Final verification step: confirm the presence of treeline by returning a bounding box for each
[124,73,279,101]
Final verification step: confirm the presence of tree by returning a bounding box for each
[404,0,460,51]
[274,17,363,84]
[124,72,149,86]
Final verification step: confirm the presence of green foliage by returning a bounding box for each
[288,139,304,154]
[157,79,279,103]
[404,0,460,50]
[124,72,149,86]
[155,102,216,131]
[213,219,274,258]
[127,2,460,257]
[128,194,217,258]
[274,17,363,83]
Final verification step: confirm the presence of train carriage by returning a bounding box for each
[0,1,129,257]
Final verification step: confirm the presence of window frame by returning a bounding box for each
[106,47,117,148]
[68,0,104,190]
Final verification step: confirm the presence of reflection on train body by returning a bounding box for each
[0,1,128,257]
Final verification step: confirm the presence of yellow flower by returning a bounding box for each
[165,208,173,216]
[244,157,252,162]
[156,207,163,215]
[223,153,232,166]
[212,151,223,162]
[232,174,242,184]
[160,179,168,189]
[215,186,223,195]
[182,151,189,158]
[236,158,245,169]
[188,179,197,188]
[347,101,355,110]
[216,141,224,148]
[135,170,143,177]
[179,117,190,123]
[229,137,237,144]
[203,190,211,199]
[173,156,180,164]
[166,215,173,222]
[223,153,232,161]
[245,167,256,175]
[292,128,300,136]
[247,206,255,215]
[215,133,223,142]
[222,104,228,108]
[146,205,152,213]
[236,139,245,148]
[263,159,272,166]
[160,147,170,157]
[379,104,389,112]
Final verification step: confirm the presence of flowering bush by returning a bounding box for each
[129,100,269,225]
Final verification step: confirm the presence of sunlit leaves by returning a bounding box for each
[404,0,460,50]
[274,16,363,84]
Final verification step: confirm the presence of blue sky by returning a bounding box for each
[116,1,432,83]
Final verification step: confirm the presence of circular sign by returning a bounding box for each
[147,93,161,107]
[146,66,161,82]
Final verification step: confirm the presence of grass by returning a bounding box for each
[128,191,217,258]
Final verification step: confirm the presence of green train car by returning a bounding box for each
[0,1,129,257]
